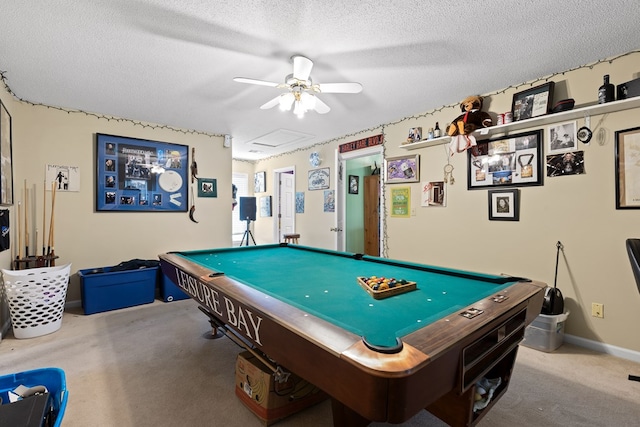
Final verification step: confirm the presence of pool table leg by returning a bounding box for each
[331,399,370,427]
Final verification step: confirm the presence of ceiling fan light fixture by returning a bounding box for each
[293,100,305,118]
[300,92,316,111]
[235,55,361,117]
[278,93,294,111]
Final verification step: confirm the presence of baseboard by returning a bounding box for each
[565,334,640,363]
[65,300,82,309]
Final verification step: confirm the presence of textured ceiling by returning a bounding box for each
[1,0,639,161]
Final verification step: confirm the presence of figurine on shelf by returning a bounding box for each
[447,95,493,156]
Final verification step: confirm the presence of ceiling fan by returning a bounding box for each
[233,55,363,118]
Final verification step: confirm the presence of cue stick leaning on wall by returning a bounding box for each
[47,182,56,264]
[24,180,29,257]
[42,179,47,256]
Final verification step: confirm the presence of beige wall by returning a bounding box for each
[252,51,640,354]
[5,101,232,302]
[3,51,639,354]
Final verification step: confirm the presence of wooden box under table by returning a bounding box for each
[356,276,417,299]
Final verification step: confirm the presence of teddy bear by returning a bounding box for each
[447,95,493,156]
[447,95,492,136]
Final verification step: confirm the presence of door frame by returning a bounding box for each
[336,146,384,255]
[273,166,296,243]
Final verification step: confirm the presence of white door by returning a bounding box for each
[279,172,295,239]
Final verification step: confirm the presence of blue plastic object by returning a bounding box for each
[0,367,68,426]
[78,266,158,314]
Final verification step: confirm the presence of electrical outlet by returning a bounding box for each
[591,303,604,318]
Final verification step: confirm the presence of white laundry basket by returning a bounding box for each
[1,263,71,339]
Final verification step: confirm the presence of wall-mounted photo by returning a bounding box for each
[259,195,272,217]
[254,171,266,193]
[546,151,585,177]
[408,127,422,143]
[615,126,640,209]
[548,121,577,153]
[421,181,446,207]
[0,100,13,205]
[295,192,305,213]
[323,190,335,212]
[488,189,520,221]
[46,164,80,192]
[511,82,555,122]
[386,154,420,183]
[95,133,188,212]
[468,130,543,190]
[197,178,217,197]
[348,175,359,194]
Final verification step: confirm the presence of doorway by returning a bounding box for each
[273,166,296,243]
[336,147,383,255]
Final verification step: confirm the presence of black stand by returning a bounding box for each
[240,220,256,246]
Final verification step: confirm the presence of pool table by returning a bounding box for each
[159,244,546,426]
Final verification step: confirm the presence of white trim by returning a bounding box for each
[564,334,640,363]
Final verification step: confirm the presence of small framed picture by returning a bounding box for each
[259,195,272,217]
[615,126,640,209]
[548,121,577,153]
[408,127,422,143]
[546,151,585,177]
[348,175,359,194]
[308,167,330,190]
[511,82,555,122]
[197,178,217,197]
[254,171,266,193]
[385,154,420,183]
[488,189,520,221]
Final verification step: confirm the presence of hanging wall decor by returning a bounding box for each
[468,129,543,190]
[0,100,13,205]
[95,133,189,212]
[197,178,217,197]
[615,126,640,209]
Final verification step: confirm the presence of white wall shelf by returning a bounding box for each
[399,96,640,150]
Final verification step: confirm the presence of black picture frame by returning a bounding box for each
[0,99,13,205]
[95,133,189,212]
[615,126,640,209]
[468,129,544,190]
[488,189,520,221]
[348,175,359,194]
[197,178,217,198]
[511,82,555,122]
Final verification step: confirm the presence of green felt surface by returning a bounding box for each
[178,245,516,348]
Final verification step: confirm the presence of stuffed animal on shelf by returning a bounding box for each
[447,95,493,156]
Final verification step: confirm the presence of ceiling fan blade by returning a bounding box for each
[292,55,313,81]
[316,82,363,94]
[260,95,281,110]
[313,96,331,114]
[234,77,280,88]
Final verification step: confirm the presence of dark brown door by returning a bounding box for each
[363,175,380,256]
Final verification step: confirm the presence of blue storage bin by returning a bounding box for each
[160,273,190,302]
[78,266,158,314]
[0,367,68,427]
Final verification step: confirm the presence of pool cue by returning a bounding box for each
[47,182,56,263]
[17,201,22,261]
[24,180,29,257]
[42,180,47,256]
